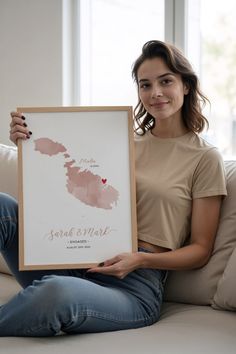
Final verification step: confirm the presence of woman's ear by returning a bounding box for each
[183,83,190,95]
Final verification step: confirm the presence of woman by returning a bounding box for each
[0,40,227,336]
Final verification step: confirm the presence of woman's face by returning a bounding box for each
[137,57,189,123]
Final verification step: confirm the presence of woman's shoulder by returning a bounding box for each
[191,134,223,159]
[187,132,214,148]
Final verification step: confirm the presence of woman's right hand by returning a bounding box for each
[9,112,32,146]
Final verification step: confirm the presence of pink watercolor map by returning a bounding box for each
[34,138,119,210]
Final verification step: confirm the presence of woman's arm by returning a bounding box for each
[88,195,223,278]
[140,195,223,270]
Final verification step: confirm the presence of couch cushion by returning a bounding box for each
[0,254,12,275]
[212,246,236,311]
[0,143,18,199]
[164,161,236,306]
[0,273,21,304]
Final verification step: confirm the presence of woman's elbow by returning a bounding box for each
[194,247,213,269]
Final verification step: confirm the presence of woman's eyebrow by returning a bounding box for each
[138,72,175,83]
[157,72,175,79]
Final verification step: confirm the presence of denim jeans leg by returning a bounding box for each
[0,269,165,337]
[0,192,20,278]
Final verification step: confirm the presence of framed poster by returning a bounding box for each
[17,106,137,270]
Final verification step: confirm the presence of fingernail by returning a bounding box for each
[98,262,104,267]
[21,115,26,120]
[29,131,32,135]
[23,123,27,127]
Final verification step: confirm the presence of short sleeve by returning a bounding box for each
[192,148,227,199]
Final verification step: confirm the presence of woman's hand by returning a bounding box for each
[87,252,144,279]
[9,112,32,145]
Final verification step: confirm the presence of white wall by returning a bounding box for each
[0,0,63,145]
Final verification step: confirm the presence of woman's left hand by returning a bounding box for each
[87,252,143,279]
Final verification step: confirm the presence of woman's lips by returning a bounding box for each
[151,101,169,108]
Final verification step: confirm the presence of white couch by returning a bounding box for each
[0,143,236,354]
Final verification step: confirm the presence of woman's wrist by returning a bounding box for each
[136,251,151,269]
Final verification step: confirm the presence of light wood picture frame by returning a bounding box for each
[17,106,137,270]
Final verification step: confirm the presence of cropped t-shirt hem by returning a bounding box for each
[138,234,175,251]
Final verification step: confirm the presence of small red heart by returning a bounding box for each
[102,178,107,184]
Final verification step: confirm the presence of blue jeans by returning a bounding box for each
[0,192,167,337]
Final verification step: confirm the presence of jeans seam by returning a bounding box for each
[22,310,157,335]
[77,310,153,323]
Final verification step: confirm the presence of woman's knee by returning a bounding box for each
[0,193,18,219]
[0,193,18,251]
[32,275,77,307]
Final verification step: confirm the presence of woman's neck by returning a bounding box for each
[151,117,189,138]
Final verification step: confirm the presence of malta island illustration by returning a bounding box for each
[34,138,119,210]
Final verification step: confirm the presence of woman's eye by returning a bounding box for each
[161,79,172,85]
[140,83,150,89]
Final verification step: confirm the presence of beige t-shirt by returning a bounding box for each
[135,130,227,250]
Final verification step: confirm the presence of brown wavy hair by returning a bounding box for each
[132,40,209,135]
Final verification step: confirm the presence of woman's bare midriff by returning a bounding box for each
[138,240,170,253]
